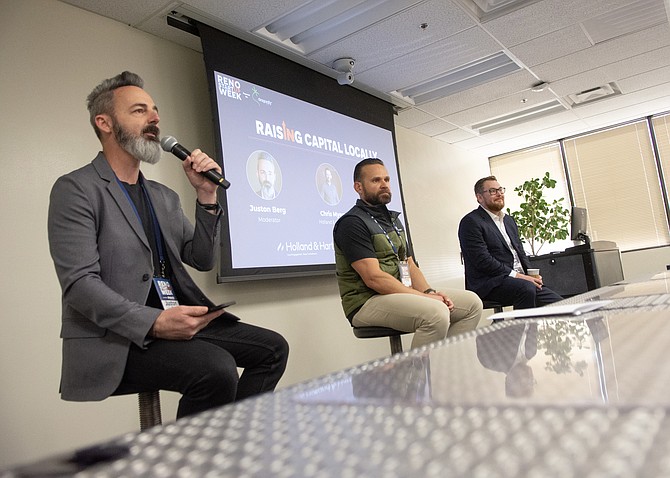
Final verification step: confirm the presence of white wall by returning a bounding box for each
[0,0,491,468]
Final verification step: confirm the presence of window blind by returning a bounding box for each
[563,120,669,250]
[490,143,571,253]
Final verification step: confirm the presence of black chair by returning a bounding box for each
[482,299,506,322]
[138,391,162,430]
[482,300,504,314]
[460,252,508,321]
[353,326,406,355]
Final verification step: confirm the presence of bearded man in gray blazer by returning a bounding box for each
[48,71,288,419]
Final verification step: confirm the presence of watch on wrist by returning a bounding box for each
[424,288,436,294]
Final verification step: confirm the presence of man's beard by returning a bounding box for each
[362,187,392,206]
[113,122,162,165]
[486,199,505,212]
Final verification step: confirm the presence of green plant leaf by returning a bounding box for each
[508,172,570,255]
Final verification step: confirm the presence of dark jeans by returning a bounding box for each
[113,314,289,419]
[484,275,563,309]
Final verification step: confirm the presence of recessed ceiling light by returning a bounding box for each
[395,51,521,105]
[471,99,567,134]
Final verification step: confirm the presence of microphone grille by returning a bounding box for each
[160,135,178,152]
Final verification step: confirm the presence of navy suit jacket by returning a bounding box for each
[458,206,531,298]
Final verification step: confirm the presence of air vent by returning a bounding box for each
[566,83,621,106]
[471,99,567,134]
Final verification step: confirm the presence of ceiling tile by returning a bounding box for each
[434,128,478,143]
[509,25,592,67]
[417,70,537,116]
[442,89,559,127]
[307,0,476,71]
[599,46,670,82]
[617,65,670,93]
[355,26,502,93]
[483,0,642,46]
[395,108,441,128]
[412,119,459,136]
[532,22,670,82]
[547,45,670,98]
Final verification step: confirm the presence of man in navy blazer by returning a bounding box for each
[458,176,562,309]
[48,72,288,418]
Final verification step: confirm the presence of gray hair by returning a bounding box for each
[86,71,144,138]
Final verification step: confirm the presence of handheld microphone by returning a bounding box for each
[160,135,230,189]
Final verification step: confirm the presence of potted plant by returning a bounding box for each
[506,172,570,256]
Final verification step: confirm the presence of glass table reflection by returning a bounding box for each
[295,311,668,408]
[6,272,670,477]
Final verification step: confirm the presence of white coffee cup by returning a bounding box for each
[527,268,540,278]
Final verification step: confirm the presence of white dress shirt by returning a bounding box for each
[482,207,524,277]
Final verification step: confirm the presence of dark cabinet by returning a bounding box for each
[529,241,624,297]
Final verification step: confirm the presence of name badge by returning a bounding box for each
[153,277,179,309]
[399,260,412,287]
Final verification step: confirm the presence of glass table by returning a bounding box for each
[6,272,670,477]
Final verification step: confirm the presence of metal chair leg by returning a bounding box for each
[389,335,403,354]
[138,390,162,431]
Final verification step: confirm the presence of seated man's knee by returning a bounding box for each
[511,279,540,309]
[463,290,483,313]
[517,279,537,297]
[185,351,239,395]
[177,360,238,418]
[204,359,239,392]
[270,333,290,374]
[275,334,290,363]
[419,303,450,337]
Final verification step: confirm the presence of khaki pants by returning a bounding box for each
[352,289,482,349]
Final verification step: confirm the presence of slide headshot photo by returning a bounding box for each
[247,150,282,200]
[316,163,342,206]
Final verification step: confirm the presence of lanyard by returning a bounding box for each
[369,213,406,261]
[116,176,168,278]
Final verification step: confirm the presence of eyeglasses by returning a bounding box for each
[483,187,506,195]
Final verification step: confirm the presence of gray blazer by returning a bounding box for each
[48,153,221,401]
